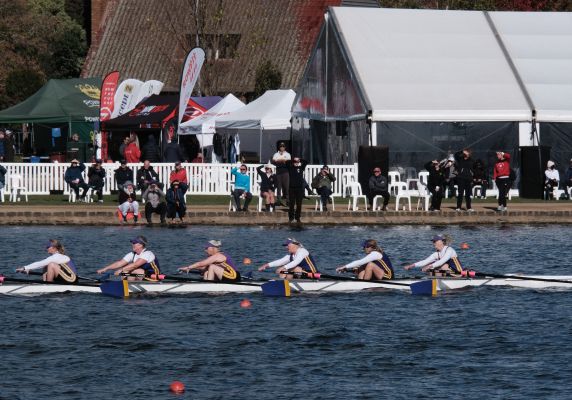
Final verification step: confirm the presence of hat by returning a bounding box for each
[547,160,555,168]
[264,164,273,169]
[95,159,102,164]
[71,159,79,164]
[322,165,329,170]
[175,161,182,166]
[130,236,148,246]
[204,240,222,249]
[282,238,301,246]
[120,160,127,165]
[279,142,286,147]
[431,235,445,242]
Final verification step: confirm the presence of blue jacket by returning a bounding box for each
[0,165,6,184]
[231,167,251,192]
[64,163,86,184]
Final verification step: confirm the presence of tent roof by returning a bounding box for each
[215,89,296,131]
[179,94,245,138]
[0,78,102,123]
[329,7,531,122]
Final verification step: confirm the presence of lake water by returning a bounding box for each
[1,225,572,399]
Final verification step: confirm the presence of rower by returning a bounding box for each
[178,240,241,282]
[15,239,78,283]
[96,236,160,281]
[336,239,393,280]
[404,234,463,276]
[259,238,319,279]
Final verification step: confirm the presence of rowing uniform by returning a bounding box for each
[122,250,160,281]
[268,248,319,273]
[215,252,241,283]
[414,246,463,275]
[342,251,394,279]
[22,252,78,283]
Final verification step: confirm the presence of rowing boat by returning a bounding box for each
[1,275,572,296]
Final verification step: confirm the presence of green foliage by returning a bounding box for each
[254,60,282,98]
[45,23,87,78]
[5,69,45,102]
[64,0,84,26]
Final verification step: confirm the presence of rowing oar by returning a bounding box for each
[24,270,101,282]
[0,275,99,287]
[461,270,572,285]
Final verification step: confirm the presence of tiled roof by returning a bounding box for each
[83,0,343,95]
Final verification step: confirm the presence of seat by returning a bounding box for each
[257,193,275,212]
[394,182,412,211]
[342,172,356,198]
[415,182,432,211]
[553,187,565,200]
[387,171,401,195]
[418,171,429,187]
[508,188,519,200]
[372,195,387,211]
[346,182,368,211]
[68,187,93,203]
[404,167,417,180]
[9,174,28,202]
[312,194,335,211]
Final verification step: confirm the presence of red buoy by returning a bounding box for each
[460,243,470,250]
[169,381,185,394]
[240,299,252,308]
[243,257,252,265]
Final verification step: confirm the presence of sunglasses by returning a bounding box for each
[240,168,247,171]
[374,170,381,173]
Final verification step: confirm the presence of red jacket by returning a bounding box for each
[124,142,141,163]
[493,153,511,179]
[170,168,188,184]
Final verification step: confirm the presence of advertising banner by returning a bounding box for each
[178,48,205,132]
[111,78,143,118]
[99,71,120,160]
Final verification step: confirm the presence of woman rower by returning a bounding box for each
[259,238,319,279]
[403,234,463,276]
[178,240,241,282]
[336,239,393,280]
[16,239,78,283]
[96,236,160,281]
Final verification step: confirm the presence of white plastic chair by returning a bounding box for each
[0,186,5,202]
[415,183,432,211]
[372,195,387,211]
[312,194,335,211]
[388,171,401,195]
[404,167,417,180]
[346,182,368,211]
[418,171,429,187]
[9,175,28,202]
[395,183,412,211]
[342,172,356,198]
[68,187,92,203]
[257,193,275,212]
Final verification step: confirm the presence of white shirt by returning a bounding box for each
[414,246,457,269]
[272,151,291,162]
[122,250,155,264]
[268,248,309,271]
[545,169,560,183]
[23,253,71,271]
[342,251,383,270]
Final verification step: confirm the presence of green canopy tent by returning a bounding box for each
[0,78,102,161]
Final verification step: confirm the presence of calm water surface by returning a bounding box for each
[1,225,572,399]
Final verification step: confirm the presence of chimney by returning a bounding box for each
[91,0,110,47]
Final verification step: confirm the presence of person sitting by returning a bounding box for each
[114,160,133,190]
[311,165,336,211]
[544,160,560,200]
[424,160,446,212]
[136,160,162,192]
[97,236,160,281]
[124,136,141,163]
[142,181,166,225]
[565,158,572,196]
[87,159,106,202]
[0,163,6,193]
[368,167,389,211]
[178,240,241,282]
[231,164,253,212]
[169,161,188,193]
[259,238,319,279]
[16,239,78,283]
[404,234,463,276]
[191,152,204,163]
[166,180,186,223]
[472,159,488,199]
[256,164,276,211]
[64,159,89,201]
[118,181,139,223]
[336,239,394,281]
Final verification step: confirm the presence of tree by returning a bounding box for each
[254,60,282,99]
[5,69,45,103]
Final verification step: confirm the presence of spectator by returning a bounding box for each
[3,130,14,162]
[454,148,474,212]
[142,181,167,224]
[124,137,141,163]
[231,164,253,212]
[287,157,308,224]
[118,182,139,223]
[493,151,511,212]
[118,136,129,161]
[424,160,446,212]
[443,155,457,198]
[114,160,133,190]
[544,160,560,200]
[191,152,204,163]
[272,142,291,207]
[169,161,188,193]
[137,160,162,192]
[66,133,82,162]
[163,139,186,163]
[368,167,389,211]
[166,180,186,223]
[64,159,89,201]
[141,134,160,162]
[87,160,106,203]
[311,165,336,211]
[0,131,4,161]
[0,162,6,193]
[256,164,276,212]
[472,159,488,199]
[564,158,572,195]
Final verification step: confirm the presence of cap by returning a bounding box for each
[120,160,127,165]
[431,235,445,242]
[265,164,273,169]
[130,236,148,246]
[204,240,222,249]
[547,160,555,168]
[45,241,54,249]
[282,238,301,246]
[71,159,79,164]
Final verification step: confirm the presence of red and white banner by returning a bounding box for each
[178,48,205,131]
[99,71,120,161]
[111,79,144,118]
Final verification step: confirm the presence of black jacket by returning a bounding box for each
[163,142,186,163]
[88,166,106,187]
[287,160,308,189]
[454,151,473,181]
[424,161,446,191]
[114,166,133,187]
[256,165,276,192]
[142,135,161,162]
[368,174,388,192]
[0,164,6,184]
[136,166,160,188]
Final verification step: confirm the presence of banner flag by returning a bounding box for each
[99,71,120,160]
[111,79,143,118]
[135,80,164,106]
[178,48,205,132]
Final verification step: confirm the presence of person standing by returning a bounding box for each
[368,167,390,211]
[454,148,474,211]
[424,160,446,212]
[64,159,89,201]
[118,136,130,161]
[287,157,308,224]
[493,151,511,211]
[87,160,106,202]
[544,160,560,200]
[163,139,186,163]
[256,164,276,211]
[3,130,14,162]
[0,131,5,161]
[311,165,336,211]
[272,142,291,206]
[472,159,488,199]
[231,164,253,212]
[564,158,572,195]
[124,137,141,163]
[142,181,167,224]
[141,134,160,162]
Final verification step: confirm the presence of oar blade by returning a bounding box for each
[410,280,438,296]
[100,280,130,298]
[261,280,291,297]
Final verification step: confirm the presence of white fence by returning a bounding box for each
[0,162,358,197]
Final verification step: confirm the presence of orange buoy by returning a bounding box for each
[169,381,185,394]
[243,257,252,265]
[460,242,470,250]
[240,299,252,308]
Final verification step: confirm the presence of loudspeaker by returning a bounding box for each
[519,146,550,199]
[358,146,389,196]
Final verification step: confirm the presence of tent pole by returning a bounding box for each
[370,119,377,146]
[259,127,263,163]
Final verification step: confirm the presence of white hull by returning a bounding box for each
[1,276,572,296]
